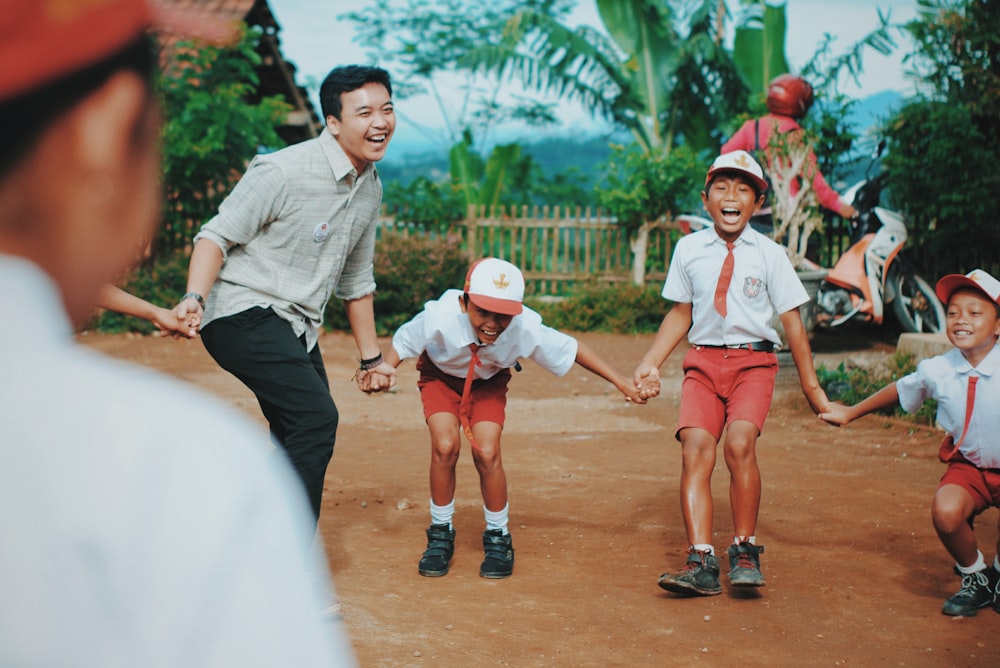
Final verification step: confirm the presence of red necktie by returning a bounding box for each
[714,241,736,317]
[955,375,978,448]
[940,375,977,462]
[459,343,481,451]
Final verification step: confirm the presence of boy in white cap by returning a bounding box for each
[632,150,830,596]
[821,269,1000,617]
[383,257,644,578]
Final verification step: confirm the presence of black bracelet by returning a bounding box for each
[359,353,383,371]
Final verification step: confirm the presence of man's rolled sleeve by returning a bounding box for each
[333,203,379,301]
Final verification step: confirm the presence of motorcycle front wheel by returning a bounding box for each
[890,270,946,333]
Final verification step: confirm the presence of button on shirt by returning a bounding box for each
[194,130,381,351]
[392,289,578,379]
[663,226,808,346]
[897,346,1000,468]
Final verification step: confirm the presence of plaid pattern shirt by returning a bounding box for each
[195,130,381,351]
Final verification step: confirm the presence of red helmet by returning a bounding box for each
[766,74,814,118]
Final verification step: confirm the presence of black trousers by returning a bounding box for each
[202,307,338,522]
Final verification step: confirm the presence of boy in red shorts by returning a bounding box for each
[632,150,830,596]
[821,269,1000,616]
[382,258,644,578]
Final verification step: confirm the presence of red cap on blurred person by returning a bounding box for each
[0,0,237,102]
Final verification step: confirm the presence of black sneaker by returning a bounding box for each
[418,523,455,577]
[480,529,514,578]
[727,542,766,587]
[658,548,722,596]
[942,567,997,616]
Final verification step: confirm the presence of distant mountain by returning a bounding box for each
[378,90,907,190]
[846,90,905,142]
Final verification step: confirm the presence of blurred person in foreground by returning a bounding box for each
[0,1,355,665]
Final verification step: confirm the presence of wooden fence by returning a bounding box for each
[379,205,683,296]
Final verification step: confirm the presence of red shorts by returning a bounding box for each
[938,438,1000,515]
[416,352,511,426]
[676,346,778,441]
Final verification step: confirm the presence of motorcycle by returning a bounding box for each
[676,141,946,334]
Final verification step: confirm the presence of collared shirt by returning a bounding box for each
[195,130,381,351]
[0,255,355,667]
[897,345,1000,468]
[663,225,808,347]
[392,289,578,379]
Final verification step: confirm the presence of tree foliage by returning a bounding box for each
[882,0,1000,276]
[469,0,750,156]
[344,0,570,150]
[155,27,291,261]
[595,144,702,233]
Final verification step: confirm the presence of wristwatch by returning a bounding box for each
[181,292,205,309]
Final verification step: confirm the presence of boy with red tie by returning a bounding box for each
[821,269,1000,616]
[633,150,830,596]
[383,258,644,578]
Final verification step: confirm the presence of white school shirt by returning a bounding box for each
[0,255,356,668]
[663,225,808,347]
[897,345,1000,468]
[392,289,578,379]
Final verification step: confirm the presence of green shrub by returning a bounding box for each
[324,233,468,336]
[817,351,936,426]
[528,282,667,334]
[85,253,190,334]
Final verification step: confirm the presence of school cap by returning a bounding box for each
[0,0,237,102]
[935,269,1000,307]
[705,150,769,193]
[464,258,525,316]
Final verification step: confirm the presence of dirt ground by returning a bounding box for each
[81,325,1000,667]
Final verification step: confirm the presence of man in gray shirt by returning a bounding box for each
[176,65,397,522]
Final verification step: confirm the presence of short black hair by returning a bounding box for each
[0,35,156,180]
[319,65,392,121]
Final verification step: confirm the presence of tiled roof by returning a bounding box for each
[155,0,319,144]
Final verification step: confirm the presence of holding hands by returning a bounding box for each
[354,356,397,394]
[818,403,851,426]
[172,292,205,336]
[632,363,662,401]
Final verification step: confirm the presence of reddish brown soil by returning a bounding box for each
[81,326,1000,667]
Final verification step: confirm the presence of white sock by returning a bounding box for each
[733,535,756,546]
[956,551,986,575]
[692,543,714,555]
[994,556,1000,573]
[430,499,455,528]
[484,503,509,534]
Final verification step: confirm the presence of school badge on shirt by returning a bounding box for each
[743,276,764,299]
[312,222,331,243]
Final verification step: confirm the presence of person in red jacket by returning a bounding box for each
[721,74,858,220]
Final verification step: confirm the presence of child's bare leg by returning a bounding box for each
[932,484,979,566]
[470,421,506,511]
[427,413,462,505]
[722,421,762,538]
[679,427,719,545]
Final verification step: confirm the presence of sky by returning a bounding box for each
[267,0,920,154]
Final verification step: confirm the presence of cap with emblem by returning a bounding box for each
[705,150,769,193]
[464,258,525,316]
[935,269,1000,307]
